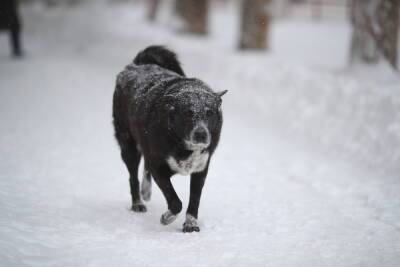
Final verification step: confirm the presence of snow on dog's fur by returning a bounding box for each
[113,46,226,232]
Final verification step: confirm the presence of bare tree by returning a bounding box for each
[180,0,209,34]
[147,0,161,22]
[350,0,399,69]
[175,0,184,19]
[239,0,271,50]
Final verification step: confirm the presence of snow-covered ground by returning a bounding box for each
[0,1,399,266]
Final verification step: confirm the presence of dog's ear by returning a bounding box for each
[216,90,228,98]
[216,90,227,108]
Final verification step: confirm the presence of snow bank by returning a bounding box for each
[204,57,400,173]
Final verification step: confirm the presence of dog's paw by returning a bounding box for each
[160,210,177,225]
[182,214,200,233]
[131,203,147,212]
[183,224,200,233]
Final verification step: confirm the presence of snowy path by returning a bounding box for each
[0,2,399,266]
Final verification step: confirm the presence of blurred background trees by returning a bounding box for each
[350,0,399,69]
[148,0,209,34]
[147,0,161,22]
[18,0,399,69]
[180,0,209,34]
[239,0,271,49]
[143,0,398,69]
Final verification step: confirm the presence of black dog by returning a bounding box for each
[113,46,226,232]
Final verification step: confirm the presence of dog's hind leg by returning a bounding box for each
[141,161,152,201]
[120,135,147,212]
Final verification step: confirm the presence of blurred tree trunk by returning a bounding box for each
[147,0,161,22]
[175,0,184,19]
[376,0,399,68]
[275,0,290,18]
[44,0,78,7]
[311,0,323,20]
[350,0,399,69]
[180,0,209,34]
[239,0,271,50]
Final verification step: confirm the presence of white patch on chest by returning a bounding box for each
[167,150,209,176]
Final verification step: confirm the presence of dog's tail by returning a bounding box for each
[133,45,185,76]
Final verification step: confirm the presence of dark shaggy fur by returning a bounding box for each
[133,46,185,76]
[113,45,226,232]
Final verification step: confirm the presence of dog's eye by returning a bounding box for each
[167,106,176,123]
[167,105,175,113]
[206,109,214,117]
[185,109,194,117]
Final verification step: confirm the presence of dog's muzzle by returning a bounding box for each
[193,126,208,144]
[185,123,210,150]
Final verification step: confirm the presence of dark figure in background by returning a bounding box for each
[0,0,23,57]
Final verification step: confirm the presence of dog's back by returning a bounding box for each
[113,46,185,142]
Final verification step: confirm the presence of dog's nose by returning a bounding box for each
[192,126,209,144]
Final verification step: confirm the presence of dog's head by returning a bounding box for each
[165,87,227,151]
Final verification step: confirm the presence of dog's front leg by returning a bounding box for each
[152,167,182,225]
[184,167,209,233]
